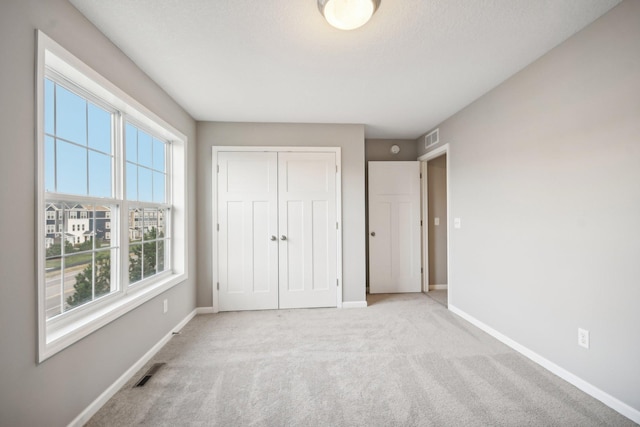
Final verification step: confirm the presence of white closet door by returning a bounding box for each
[218,152,279,311]
[278,152,337,309]
[368,161,421,293]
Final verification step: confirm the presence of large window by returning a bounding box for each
[37,31,188,361]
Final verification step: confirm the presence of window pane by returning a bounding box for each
[158,208,166,238]
[144,208,158,236]
[129,207,142,243]
[126,123,137,162]
[88,103,111,154]
[95,205,113,248]
[45,79,54,135]
[45,136,55,192]
[138,130,152,168]
[57,141,87,195]
[138,167,152,202]
[76,204,94,252]
[153,138,165,171]
[45,255,62,319]
[157,239,165,272]
[45,229,63,259]
[89,151,111,198]
[94,250,112,299]
[45,211,64,320]
[143,240,157,278]
[63,202,87,253]
[126,162,137,200]
[56,85,87,145]
[64,252,93,311]
[153,172,165,203]
[129,243,142,284]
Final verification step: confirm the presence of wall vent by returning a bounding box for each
[424,128,439,149]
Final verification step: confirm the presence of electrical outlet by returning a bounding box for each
[163,299,168,314]
[578,328,589,349]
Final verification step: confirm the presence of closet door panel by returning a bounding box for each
[218,152,279,311]
[278,152,337,309]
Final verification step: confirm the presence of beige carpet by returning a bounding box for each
[426,289,447,307]
[87,293,635,426]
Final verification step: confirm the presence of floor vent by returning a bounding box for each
[134,363,165,387]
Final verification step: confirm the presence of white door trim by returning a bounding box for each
[211,146,343,313]
[418,144,450,299]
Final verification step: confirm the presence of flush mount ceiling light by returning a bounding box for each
[318,0,381,31]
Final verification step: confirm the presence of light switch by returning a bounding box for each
[454,218,461,229]
[434,217,440,226]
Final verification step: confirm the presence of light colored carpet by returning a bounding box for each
[426,289,447,307]
[87,293,635,426]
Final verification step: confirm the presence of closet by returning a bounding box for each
[215,149,339,311]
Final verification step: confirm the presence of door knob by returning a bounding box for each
[270,235,277,241]
[280,235,287,241]
[370,232,376,237]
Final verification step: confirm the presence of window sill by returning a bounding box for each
[40,272,187,362]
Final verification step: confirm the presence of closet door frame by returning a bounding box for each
[211,146,343,313]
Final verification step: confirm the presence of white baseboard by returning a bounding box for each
[429,284,448,290]
[68,309,198,427]
[342,301,368,309]
[195,307,215,314]
[448,304,640,425]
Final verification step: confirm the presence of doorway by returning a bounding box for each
[419,144,450,307]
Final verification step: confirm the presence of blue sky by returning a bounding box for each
[45,78,166,202]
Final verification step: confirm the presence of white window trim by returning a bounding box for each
[36,30,188,362]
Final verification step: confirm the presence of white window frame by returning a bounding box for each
[36,31,188,362]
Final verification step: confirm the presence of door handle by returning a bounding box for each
[280,235,287,241]
[370,232,376,237]
[270,235,277,241]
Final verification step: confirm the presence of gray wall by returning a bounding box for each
[0,1,197,425]
[196,122,366,304]
[427,155,447,286]
[418,0,640,413]
[365,139,418,162]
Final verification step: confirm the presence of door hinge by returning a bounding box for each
[217,282,219,290]
[420,172,422,179]
[217,223,219,231]
[336,222,339,230]
[421,268,423,273]
[217,164,220,173]
[336,279,339,287]
[336,165,338,173]
[420,220,423,226]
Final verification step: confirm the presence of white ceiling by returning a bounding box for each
[69,0,621,139]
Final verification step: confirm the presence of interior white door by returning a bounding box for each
[278,152,337,309]
[368,161,421,293]
[218,152,279,311]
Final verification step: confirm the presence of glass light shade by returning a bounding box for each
[319,0,379,31]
